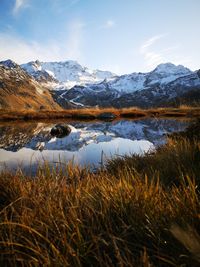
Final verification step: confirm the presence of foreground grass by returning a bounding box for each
[0,106,200,121]
[0,123,200,266]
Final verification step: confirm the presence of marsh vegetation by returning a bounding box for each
[0,120,199,266]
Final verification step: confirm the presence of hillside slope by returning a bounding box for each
[0,60,61,110]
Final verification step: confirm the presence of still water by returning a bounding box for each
[0,118,189,173]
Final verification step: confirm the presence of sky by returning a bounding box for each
[0,0,199,74]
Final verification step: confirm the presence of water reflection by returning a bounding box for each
[0,118,189,173]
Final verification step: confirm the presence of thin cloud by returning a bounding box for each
[13,0,29,14]
[160,45,180,54]
[65,20,85,60]
[139,35,193,70]
[101,20,116,29]
[140,34,167,54]
[70,0,80,5]
[0,21,84,64]
[144,52,164,67]
[0,34,61,63]
[140,35,166,67]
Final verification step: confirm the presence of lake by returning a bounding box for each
[0,118,190,174]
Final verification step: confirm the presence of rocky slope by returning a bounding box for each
[0,60,61,110]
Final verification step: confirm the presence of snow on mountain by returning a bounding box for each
[111,70,200,108]
[107,73,147,93]
[74,63,193,95]
[108,63,192,93]
[3,59,199,109]
[93,69,116,80]
[21,60,116,89]
[57,63,200,108]
[146,63,192,85]
[21,60,42,73]
[152,63,191,75]
[21,60,195,97]
[21,60,58,84]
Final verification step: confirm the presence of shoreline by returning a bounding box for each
[0,106,200,121]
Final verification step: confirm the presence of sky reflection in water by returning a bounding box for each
[0,118,189,173]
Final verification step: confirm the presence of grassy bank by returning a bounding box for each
[0,106,200,121]
[0,122,200,266]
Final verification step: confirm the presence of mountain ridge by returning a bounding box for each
[21,60,116,90]
[48,61,199,108]
[1,59,200,109]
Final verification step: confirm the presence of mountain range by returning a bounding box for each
[0,59,199,110]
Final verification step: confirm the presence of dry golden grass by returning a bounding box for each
[0,106,200,121]
[0,122,200,266]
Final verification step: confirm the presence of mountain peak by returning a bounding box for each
[153,62,191,75]
[21,60,42,71]
[21,60,115,88]
[0,59,18,69]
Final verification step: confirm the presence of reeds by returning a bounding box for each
[0,106,200,121]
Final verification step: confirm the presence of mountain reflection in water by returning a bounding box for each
[0,118,189,173]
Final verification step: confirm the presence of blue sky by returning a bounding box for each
[0,0,199,74]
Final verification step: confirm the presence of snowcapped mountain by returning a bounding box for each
[86,63,193,94]
[1,59,200,109]
[143,63,192,89]
[21,60,58,84]
[55,62,199,108]
[112,69,200,108]
[21,60,116,89]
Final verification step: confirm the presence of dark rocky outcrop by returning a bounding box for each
[50,124,71,138]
